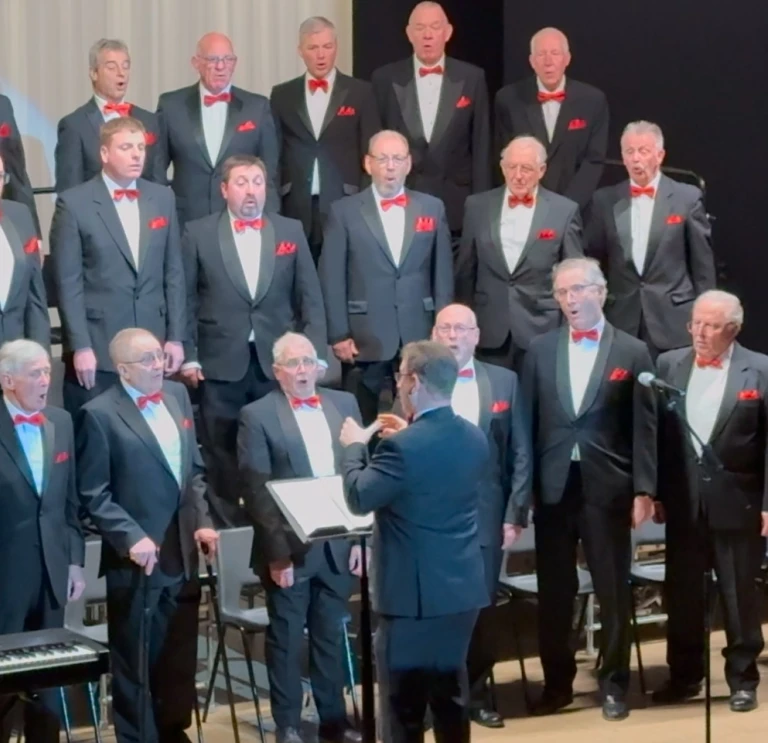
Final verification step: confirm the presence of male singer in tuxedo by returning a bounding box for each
[238,332,363,743]
[154,32,280,226]
[318,130,452,424]
[77,328,219,743]
[0,340,84,743]
[55,38,159,193]
[379,304,531,729]
[587,121,715,358]
[522,257,656,721]
[49,116,185,417]
[341,340,489,743]
[653,291,766,713]
[455,135,582,372]
[181,154,325,528]
[270,16,380,263]
[0,95,39,234]
[371,1,490,236]
[494,27,608,209]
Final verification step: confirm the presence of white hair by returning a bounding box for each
[108,328,159,365]
[299,16,336,42]
[530,27,570,55]
[622,120,665,150]
[501,135,547,166]
[552,257,607,288]
[0,340,49,378]
[693,290,744,327]
[368,129,410,155]
[89,38,129,71]
[272,332,317,365]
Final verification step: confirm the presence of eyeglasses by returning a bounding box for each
[278,356,318,370]
[394,371,414,384]
[687,320,732,334]
[199,55,237,67]
[553,283,599,300]
[434,323,477,335]
[369,155,409,167]
[123,351,165,367]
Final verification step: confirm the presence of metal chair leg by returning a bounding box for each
[488,669,499,713]
[58,688,73,743]
[216,625,242,743]
[630,588,646,695]
[239,629,267,743]
[193,692,205,743]
[86,682,103,743]
[509,604,531,711]
[342,617,360,725]
[203,640,222,721]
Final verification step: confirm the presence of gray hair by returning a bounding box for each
[0,340,49,378]
[501,135,547,166]
[368,129,410,155]
[552,257,607,288]
[272,332,317,365]
[530,27,570,55]
[89,38,130,71]
[621,120,665,150]
[401,340,458,399]
[693,290,744,327]
[299,16,336,42]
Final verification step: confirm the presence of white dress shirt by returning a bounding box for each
[0,224,14,310]
[93,93,127,122]
[230,210,262,343]
[290,396,336,477]
[629,170,662,275]
[568,317,605,460]
[414,55,445,142]
[200,83,232,165]
[305,68,337,196]
[451,358,480,426]
[102,172,140,266]
[537,76,566,142]
[372,185,406,265]
[685,345,733,457]
[499,187,537,273]
[122,382,182,486]
[5,397,44,494]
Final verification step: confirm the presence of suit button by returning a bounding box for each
[134,293,140,300]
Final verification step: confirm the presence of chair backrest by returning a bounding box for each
[215,526,260,613]
[499,523,536,579]
[64,538,106,630]
[631,520,666,548]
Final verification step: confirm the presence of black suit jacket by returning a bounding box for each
[371,57,491,232]
[0,199,49,348]
[522,323,657,510]
[657,344,768,531]
[182,210,326,382]
[455,185,583,351]
[153,85,280,224]
[342,406,490,617]
[494,78,608,208]
[318,187,453,361]
[0,402,83,610]
[238,388,362,573]
[587,175,715,351]
[77,381,212,583]
[54,100,160,192]
[49,176,186,372]
[270,72,380,234]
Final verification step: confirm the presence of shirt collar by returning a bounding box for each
[456,358,476,382]
[568,316,606,341]
[696,343,734,368]
[413,55,446,74]
[537,75,566,94]
[371,184,405,204]
[121,380,155,404]
[93,92,125,111]
[305,67,337,89]
[4,396,41,421]
[503,186,539,206]
[228,208,263,225]
[199,82,232,100]
[102,171,137,193]
[630,170,662,192]
[413,403,450,421]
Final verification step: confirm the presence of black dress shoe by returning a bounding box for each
[602,695,629,721]
[318,722,362,743]
[652,680,702,704]
[730,690,758,712]
[470,707,505,728]
[158,727,193,743]
[531,689,574,716]
[276,727,303,743]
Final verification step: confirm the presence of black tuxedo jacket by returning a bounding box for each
[455,185,582,351]
[77,381,212,583]
[54,100,159,192]
[318,187,453,361]
[270,72,380,234]
[371,57,491,231]
[494,78,608,208]
[587,175,715,351]
[522,323,657,510]
[238,388,362,573]
[0,199,49,348]
[657,344,768,531]
[182,210,326,382]
[0,402,83,610]
[153,85,280,224]
[49,176,186,372]
[342,406,490,618]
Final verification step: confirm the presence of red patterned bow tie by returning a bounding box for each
[103,102,133,117]
[572,329,599,343]
[696,356,722,369]
[137,391,163,410]
[630,185,655,198]
[234,218,263,233]
[508,194,534,208]
[308,77,329,94]
[380,193,409,211]
[457,369,475,379]
[203,92,232,106]
[537,90,566,103]
[114,188,139,201]
[290,395,320,409]
[13,413,45,426]
[419,65,443,77]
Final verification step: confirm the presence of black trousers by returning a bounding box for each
[262,543,352,730]
[0,549,63,743]
[199,346,277,528]
[535,464,632,698]
[342,357,399,425]
[665,516,765,691]
[62,369,118,419]
[376,610,478,743]
[476,334,527,376]
[308,195,324,265]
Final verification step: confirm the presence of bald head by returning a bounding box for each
[110,329,165,395]
[109,328,160,365]
[433,304,479,368]
[193,32,237,95]
[365,130,412,197]
[529,27,571,90]
[406,2,452,65]
[409,1,448,24]
[369,129,410,155]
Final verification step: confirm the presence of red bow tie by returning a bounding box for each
[290,395,320,409]
[508,194,534,208]
[203,92,232,107]
[696,356,722,369]
[114,188,139,201]
[457,369,475,379]
[630,185,655,198]
[380,194,409,211]
[137,392,163,410]
[234,218,263,233]
[13,413,45,427]
[419,65,443,77]
[103,102,133,117]
[572,329,599,343]
[537,90,566,103]
[308,77,329,94]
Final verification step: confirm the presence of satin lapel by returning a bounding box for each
[522,80,549,146]
[510,191,550,277]
[252,217,277,306]
[0,212,25,309]
[643,175,674,274]
[184,88,213,169]
[612,187,634,270]
[710,345,749,444]
[547,91,576,157]
[487,189,507,275]
[275,394,313,477]
[319,394,345,469]
[85,99,104,139]
[162,391,191,489]
[475,361,493,435]
[216,211,252,303]
[360,190,396,268]
[136,186,153,273]
[319,78,349,137]
[555,326,576,420]
[576,323,614,417]
[289,78,314,138]
[0,404,36,494]
[93,179,137,272]
[216,92,244,166]
[40,415,55,498]
[429,63,463,148]
[393,71,425,142]
[670,350,696,455]
[399,192,419,267]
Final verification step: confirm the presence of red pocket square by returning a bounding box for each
[337,106,356,116]
[609,367,631,381]
[237,120,257,132]
[568,118,587,130]
[739,389,760,400]
[538,229,556,240]
[415,216,436,232]
[182,417,193,429]
[276,241,297,256]
[456,95,472,109]
[666,214,683,225]
[149,216,168,230]
[0,123,10,138]
[144,131,157,146]
[55,451,69,464]
[23,237,39,255]
[491,400,510,413]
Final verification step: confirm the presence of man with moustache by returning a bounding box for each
[55,39,159,193]
[495,27,608,210]
[653,291,766,712]
[318,130,452,424]
[154,32,280,226]
[49,116,185,416]
[181,154,325,528]
[78,328,218,743]
[523,257,655,721]
[587,121,715,358]
[0,95,39,234]
[238,332,363,743]
[270,17,380,264]
[455,135,582,372]
[0,340,84,743]
[371,1,490,237]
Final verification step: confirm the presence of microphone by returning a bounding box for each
[638,371,686,397]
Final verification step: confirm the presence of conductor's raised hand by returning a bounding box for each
[377,413,408,438]
[195,528,220,561]
[340,417,368,447]
[129,536,159,576]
